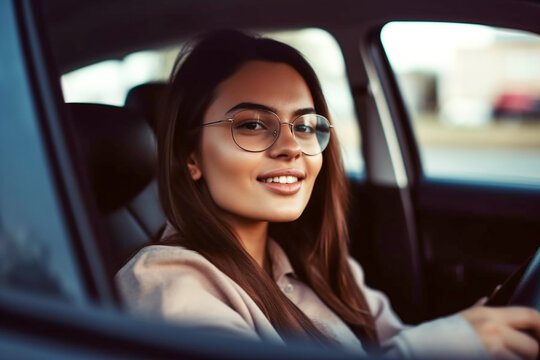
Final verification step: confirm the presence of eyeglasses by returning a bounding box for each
[199,109,333,156]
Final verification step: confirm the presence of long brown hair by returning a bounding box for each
[157,29,378,348]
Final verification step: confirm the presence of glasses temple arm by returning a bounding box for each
[199,119,233,127]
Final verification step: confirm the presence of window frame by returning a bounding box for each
[14,0,120,304]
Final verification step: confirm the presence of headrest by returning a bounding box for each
[67,103,157,213]
[124,82,169,131]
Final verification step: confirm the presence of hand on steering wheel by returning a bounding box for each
[461,306,540,359]
[461,246,540,359]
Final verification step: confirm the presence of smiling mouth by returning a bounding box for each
[259,175,300,184]
[257,176,303,195]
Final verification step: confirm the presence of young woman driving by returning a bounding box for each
[116,30,540,358]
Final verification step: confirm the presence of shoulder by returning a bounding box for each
[115,245,278,341]
[115,245,246,323]
[116,245,230,295]
[115,245,238,314]
[117,245,216,284]
[119,244,211,270]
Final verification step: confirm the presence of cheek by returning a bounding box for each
[198,130,259,205]
[312,155,323,176]
[306,155,323,190]
[197,129,325,222]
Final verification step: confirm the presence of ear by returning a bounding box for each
[186,153,202,181]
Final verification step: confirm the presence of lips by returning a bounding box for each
[257,169,305,195]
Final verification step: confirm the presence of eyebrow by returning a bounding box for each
[226,102,316,117]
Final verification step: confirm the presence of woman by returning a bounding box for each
[116,30,540,358]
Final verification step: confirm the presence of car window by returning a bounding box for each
[61,28,363,176]
[381,22,540,186]
[0,0,86,303]
[267,29,363,176]
[61,47,180,106]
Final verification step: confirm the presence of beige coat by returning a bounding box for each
[116,239,487,358]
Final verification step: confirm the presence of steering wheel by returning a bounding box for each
[511,246,540,309]
[486,246,540,309]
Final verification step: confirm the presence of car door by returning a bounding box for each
[342,1,540,323]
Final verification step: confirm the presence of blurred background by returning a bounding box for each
[382,22,540,185]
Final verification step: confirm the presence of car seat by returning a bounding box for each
[124,82,169,133]
[67,103,165,273]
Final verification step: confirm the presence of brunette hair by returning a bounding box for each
[157,29,378,347]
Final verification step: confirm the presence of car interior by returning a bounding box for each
[66,102,163,272]
[2,0,540,358]
[45,0,540,319]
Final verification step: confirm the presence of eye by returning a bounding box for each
[294,124,315,134]
[315,124,330,133]
[235,120,268,132]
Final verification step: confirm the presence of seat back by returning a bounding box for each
[124,82,169,133]
[67,103,165,272]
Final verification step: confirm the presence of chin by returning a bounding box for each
[262,209,304,222]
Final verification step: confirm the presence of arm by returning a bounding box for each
[348,258,489,358]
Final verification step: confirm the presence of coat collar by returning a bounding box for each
[162,222,296,281]
[267,238,295,282]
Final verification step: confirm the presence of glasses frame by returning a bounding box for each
[199,109,334,156]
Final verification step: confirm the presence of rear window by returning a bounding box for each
[61,28,363,176]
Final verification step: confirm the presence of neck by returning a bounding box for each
[222,214,269,269]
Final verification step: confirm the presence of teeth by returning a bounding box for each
[262,176,299,184]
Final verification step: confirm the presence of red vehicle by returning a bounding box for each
[493,93,540,120]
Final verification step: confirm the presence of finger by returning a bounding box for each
[502,327,540,360]
[475,296,488,307]
[488,307,540,338]
[492,284,502,295]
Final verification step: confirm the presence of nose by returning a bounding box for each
[267,122,302,159]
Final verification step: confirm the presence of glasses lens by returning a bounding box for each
[293,115,331,155]
[231,110,279,152]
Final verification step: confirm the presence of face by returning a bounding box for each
[188,61,323,224]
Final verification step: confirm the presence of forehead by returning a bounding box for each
[211,60,315,115]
